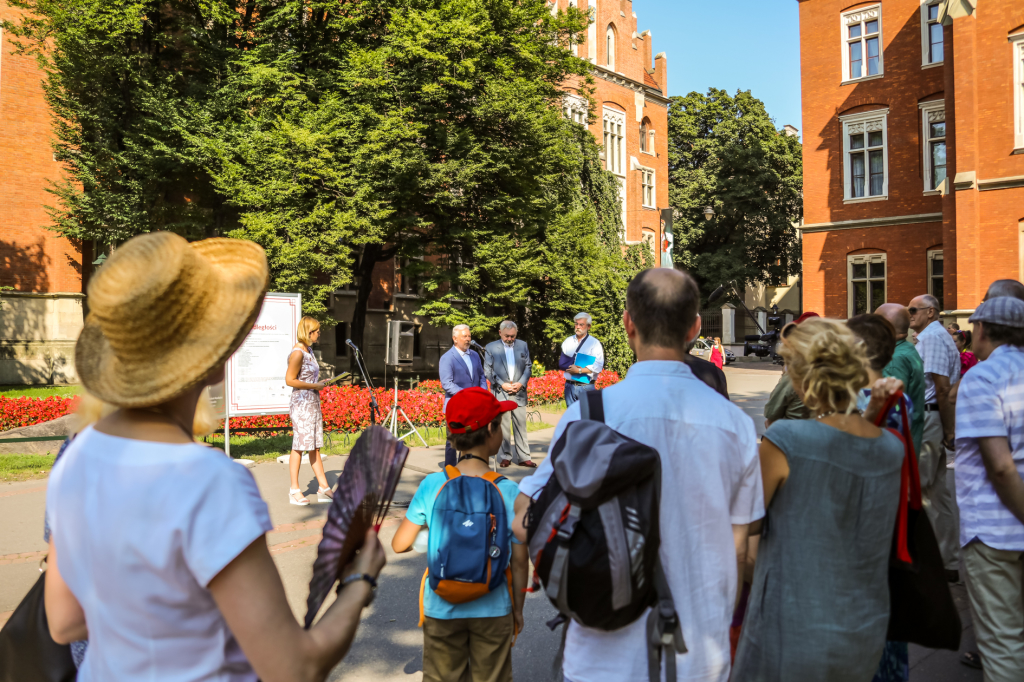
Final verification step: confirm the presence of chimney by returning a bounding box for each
[640,30,652,72]
[783,125,799,137]
[654,52,667,93]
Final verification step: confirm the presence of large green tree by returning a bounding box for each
[667,88,803,300]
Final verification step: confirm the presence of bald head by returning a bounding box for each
[984,279,1024,302]
[626,268,701,352]
[875,303,910,339]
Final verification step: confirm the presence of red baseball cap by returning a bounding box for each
[446,387,517,434]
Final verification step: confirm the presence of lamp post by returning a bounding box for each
[702,206,715,221]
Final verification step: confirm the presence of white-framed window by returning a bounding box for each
[921,1,944,66]
[603,107,626,176]
[640,119,655,154]
[606,25,616,71]
[848,253,886,317]
[1014,34,1024,151]
[840,109,888,202]
[920,101,946,193]
[928,249,944,311]
[563,94,587,126]
[842,6,883,83]
[640,168,656,208]
[641,229,656,252]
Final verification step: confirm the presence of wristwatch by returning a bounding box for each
[339,572,377,607]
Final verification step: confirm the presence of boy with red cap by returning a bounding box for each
[392,387,529,682]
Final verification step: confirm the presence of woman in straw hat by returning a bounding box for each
[286,315,332,505]
[43,232,385,682]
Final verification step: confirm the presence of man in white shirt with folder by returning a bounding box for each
[558,312,605,406]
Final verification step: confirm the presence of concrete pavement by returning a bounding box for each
[0,365,983,680]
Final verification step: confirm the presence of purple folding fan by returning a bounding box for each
[305,426,409,628]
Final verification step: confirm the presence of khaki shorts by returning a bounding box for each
[422,613,514,682]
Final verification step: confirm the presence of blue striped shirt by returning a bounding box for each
[954,344,1024,551]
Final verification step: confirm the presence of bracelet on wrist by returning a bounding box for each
[339,573,377,607]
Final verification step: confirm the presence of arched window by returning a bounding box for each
[640,118,654,153]
[606,25,616,70]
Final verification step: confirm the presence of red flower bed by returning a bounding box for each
[0,370,622,437]
[227,385,445,433]
[0,395,78,432]
[526,370,621,405]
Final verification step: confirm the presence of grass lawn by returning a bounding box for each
[0,454,58,482]
[0,420,555,480]
[0,384,83,399]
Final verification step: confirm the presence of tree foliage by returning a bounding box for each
[667,88,803,300]
[5,0,649,371]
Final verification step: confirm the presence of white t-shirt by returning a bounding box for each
[518,361,764,682]
[46,427,273,681]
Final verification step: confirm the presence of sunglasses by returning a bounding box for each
[908,306,934,315]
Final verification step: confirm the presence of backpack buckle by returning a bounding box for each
[555,504,581,540]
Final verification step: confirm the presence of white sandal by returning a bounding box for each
[317,486,334,503]
[289,488,309,506]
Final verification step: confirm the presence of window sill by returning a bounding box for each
[641,205,658,210]
[1011,148,1024,156]
[841,73,884,86]
[843,195,888,204]
[394,293,423,300]
[640,150,656,157]
[922,189,941,196]
[921,61,944,70]
[333,290,358,296]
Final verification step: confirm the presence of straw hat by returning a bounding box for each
[76,232,269,408]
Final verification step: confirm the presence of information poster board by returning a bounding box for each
[226,292,301,417]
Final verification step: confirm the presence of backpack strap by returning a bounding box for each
[443,465,461,481]
[646,558,687,682]
[544,504,584,623]
[579,389,604,423]
[418,568,429,628]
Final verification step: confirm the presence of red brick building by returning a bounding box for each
[554,0,670,260]
[799,0,1024,320]
[1,11,86,383]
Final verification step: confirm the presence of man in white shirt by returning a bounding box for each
[513,269,764,682]
[558,312,605,406]
[909,293,962,575]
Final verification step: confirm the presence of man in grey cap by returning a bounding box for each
[954,296,1024,679]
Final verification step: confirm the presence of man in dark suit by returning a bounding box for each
[484,321,536,468]
[438,324,488,467]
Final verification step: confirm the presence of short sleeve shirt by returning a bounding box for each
[561,334,605,381]
[518,361,764,682]
[46,427,273,682]
[915,321,961,403]
[954,345,1024,551]
[406,471,520,620]
[883,339,926,455]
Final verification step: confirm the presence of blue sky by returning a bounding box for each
[637,0,803,135]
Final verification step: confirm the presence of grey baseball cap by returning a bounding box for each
[969,297,1024,328]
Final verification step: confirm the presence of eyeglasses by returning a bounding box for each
[908,306,934,315]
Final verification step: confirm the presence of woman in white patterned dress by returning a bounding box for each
[285,316,333,505]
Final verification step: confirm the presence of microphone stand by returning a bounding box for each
[348,341,379,426]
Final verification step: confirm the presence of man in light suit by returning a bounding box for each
[438,324,488,467]
[484,321,536,468]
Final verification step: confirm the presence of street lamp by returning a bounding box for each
[702,206,715,221]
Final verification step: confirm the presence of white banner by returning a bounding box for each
[226,292,301,417]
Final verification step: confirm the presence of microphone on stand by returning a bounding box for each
[470,340,486,352]
[708,284,727,306]
[345,339,360,353]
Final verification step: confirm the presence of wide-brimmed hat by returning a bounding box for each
[76,232,269,407]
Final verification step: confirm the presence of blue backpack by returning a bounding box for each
[417,466,513,621]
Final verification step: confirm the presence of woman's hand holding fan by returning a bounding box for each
[305,426,409,628]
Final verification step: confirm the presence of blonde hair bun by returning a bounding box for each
[780,318,869,415]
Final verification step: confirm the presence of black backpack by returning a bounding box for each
[525,390,686,682]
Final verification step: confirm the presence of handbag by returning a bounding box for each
[873,391,962,650]
[0,562,77,682]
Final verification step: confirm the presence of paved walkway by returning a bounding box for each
[0,365,983,680]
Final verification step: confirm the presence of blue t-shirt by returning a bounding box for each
[407,470,520,620]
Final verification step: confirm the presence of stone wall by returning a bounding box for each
[0,292,84,384]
